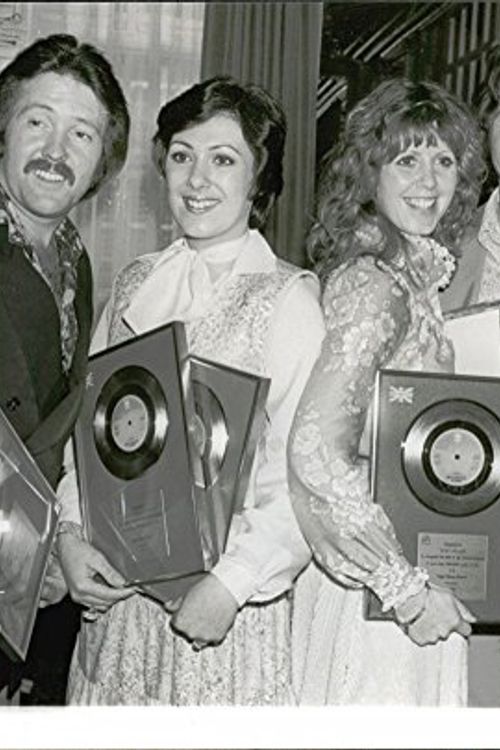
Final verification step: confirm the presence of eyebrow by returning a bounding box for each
[15,103,103,133]
[170,138,242,155]
[399,146,454,155]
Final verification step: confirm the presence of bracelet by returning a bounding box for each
[56,520,85,541]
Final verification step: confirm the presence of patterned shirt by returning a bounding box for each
[0,183,85,373]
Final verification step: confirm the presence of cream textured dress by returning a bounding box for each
[290,235,468,706]
[58,229,325,705]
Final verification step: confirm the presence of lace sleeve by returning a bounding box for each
[288,256,429,611]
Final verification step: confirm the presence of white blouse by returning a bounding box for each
[58,230,325,606]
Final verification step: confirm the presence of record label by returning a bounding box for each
[428,427,486,488]
[110,394,149,453]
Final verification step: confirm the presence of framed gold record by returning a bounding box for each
[190,380,229,490]
[74,322,206,603]
[367,368,500,632]
[188,356,270,563]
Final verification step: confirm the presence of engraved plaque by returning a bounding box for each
[366,368,500,632]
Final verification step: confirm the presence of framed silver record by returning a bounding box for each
[0,409,58,660]
[367,368,500,633]
[74,322,205,603]
[188,356,270,567]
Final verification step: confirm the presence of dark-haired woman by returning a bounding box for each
[288,78,485,705]
[57,77,324,704]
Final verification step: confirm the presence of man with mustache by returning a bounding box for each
[0,33,129,704]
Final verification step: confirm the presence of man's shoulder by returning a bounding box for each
[459,205,486,249]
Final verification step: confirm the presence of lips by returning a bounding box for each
[24,158,75,186]
[183,196,219,213]
[403,197,437,209]
[32,169,65,184]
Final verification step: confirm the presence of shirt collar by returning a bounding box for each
[150,228,278,278]
[0,180,78,253]
[123,229,279,336]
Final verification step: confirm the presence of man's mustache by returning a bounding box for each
[24,158,75,186]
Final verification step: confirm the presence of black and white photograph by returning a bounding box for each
[1,2,500,748]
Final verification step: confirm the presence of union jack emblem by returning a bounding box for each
[388,385,414,404]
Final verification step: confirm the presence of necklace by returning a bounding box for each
[428,237,456,291]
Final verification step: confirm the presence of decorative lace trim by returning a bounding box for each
[430,240,457,291]
[403,234,457,292]
[370,558,429,612]
[308,487,429,611]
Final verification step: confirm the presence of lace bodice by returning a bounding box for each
[289,240,455,612]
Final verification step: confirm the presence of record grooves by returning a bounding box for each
[191,381,229,488]
[93,365,169,480]
[402,399,500,517]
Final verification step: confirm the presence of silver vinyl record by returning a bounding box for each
[191,381,229,488]
[402,399,500,516]
[93,365,169,480]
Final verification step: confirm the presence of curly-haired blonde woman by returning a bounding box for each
[288,78,486,705]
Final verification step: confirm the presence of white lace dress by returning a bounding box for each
[289,237,468,705]
[60,230,325,705]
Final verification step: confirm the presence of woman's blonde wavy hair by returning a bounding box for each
[308,78,486,283]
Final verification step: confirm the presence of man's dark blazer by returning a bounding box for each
[0,225,93,489]
[0,222,93,701]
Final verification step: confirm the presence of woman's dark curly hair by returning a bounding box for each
[152,76,286,230]
[308,78,486,282]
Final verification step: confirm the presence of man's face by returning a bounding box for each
[0,71,107,226]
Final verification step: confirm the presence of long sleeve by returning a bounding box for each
[211,276,325,606]
[288,256,429,611]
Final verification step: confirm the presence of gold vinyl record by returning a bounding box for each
[93,366,169,480]
[191,381,229,489]
[402,399,500,516]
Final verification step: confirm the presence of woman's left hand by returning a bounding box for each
[170,573,239,649]
[402,583,475,646]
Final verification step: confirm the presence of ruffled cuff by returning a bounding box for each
[369,553,429,612]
